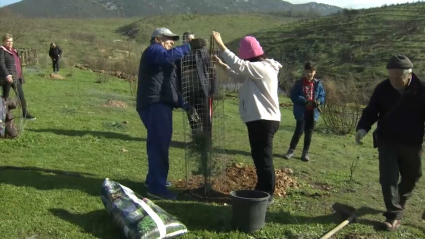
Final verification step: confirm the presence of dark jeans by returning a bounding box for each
[378,141,422,220]
[289,110,315,151]
[246,120,280,195]
[2,81,28,116]
[52,59,59,72]
[138,103,173,195]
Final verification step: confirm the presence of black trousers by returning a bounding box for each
[289,110,315,151]
[246,120,280,195]
[2,81,27,115]
[378,140,422,220]
[52,59,59,72]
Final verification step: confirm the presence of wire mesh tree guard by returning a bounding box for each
[179,33,227,198]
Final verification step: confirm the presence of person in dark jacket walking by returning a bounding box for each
[137,27,206,200]
[284,62,325,162]
[355,55,425,231]
[0,33,36,120]
[49,43,62,73]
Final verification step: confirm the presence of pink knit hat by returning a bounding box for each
[238,36,264,60]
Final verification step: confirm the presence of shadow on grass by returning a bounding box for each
[28,129,186,148]
[0,166,147,197]
[224,149,282,158]
[49,209,125,239]
[48,201,383,238]
[270,206,383,229]
[1,166,385,236]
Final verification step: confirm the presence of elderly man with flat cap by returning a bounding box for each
[356,55,425,230]
[137,27,206,200]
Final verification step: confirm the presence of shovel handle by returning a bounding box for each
[320,219,350,239]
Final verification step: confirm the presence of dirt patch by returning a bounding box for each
[103,99,128,108]
[74,64,135,81]
[174,163,299,203]
[311,182,333,191]
[46,73,65,79]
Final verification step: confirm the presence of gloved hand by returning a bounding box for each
[313,100,321,108]
[189,38,207,49]
[187,107,200,123]
[306,100,314,107]
[355,129,367,145]
[177,94,200,121]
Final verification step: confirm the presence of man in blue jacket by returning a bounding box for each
[137,27,206,200]
[284,62,325,162]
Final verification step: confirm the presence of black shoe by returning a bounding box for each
[24,113,36,120]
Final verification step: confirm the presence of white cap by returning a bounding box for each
[151,27,180,41]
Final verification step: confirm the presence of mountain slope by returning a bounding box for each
[225,2,425,82]
[3,0,341,18]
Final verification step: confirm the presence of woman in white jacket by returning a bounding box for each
[212,31,282,205]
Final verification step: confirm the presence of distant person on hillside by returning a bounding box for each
[176,31,217,138]
[0,33,36,120]
[212,31,282,206]
[49,43,62,73]
[284,62,325,162]
[355,55,425,231]
[136,27,206,200]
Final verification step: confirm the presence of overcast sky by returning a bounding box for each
[0,0,419,8]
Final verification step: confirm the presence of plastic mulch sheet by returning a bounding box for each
[100,178,188,239]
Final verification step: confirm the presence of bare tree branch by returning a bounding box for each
[0,8,33,41]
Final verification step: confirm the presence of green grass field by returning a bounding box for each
[0,66,424,239]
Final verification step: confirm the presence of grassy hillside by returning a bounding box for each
[3,0,341,18]
[116,14,296,43]
[4,2,425,89]
[226,2,425,84]
[3,14,292,75]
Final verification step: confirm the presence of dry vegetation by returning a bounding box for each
[4,3,425,135]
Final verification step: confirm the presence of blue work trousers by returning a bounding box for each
[138,103,173,194]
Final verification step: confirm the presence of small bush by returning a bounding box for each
[321,75,365,135]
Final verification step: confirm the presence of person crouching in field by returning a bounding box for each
[49,43,62,73]
[176,31,217,139]
[212,31,282,206]
[355,55,425,231]
[284,62,325,162]
[0,98,19,138]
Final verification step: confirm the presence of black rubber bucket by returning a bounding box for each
[229,190,270,233]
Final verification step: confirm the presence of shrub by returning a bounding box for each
[321,75,365,135]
